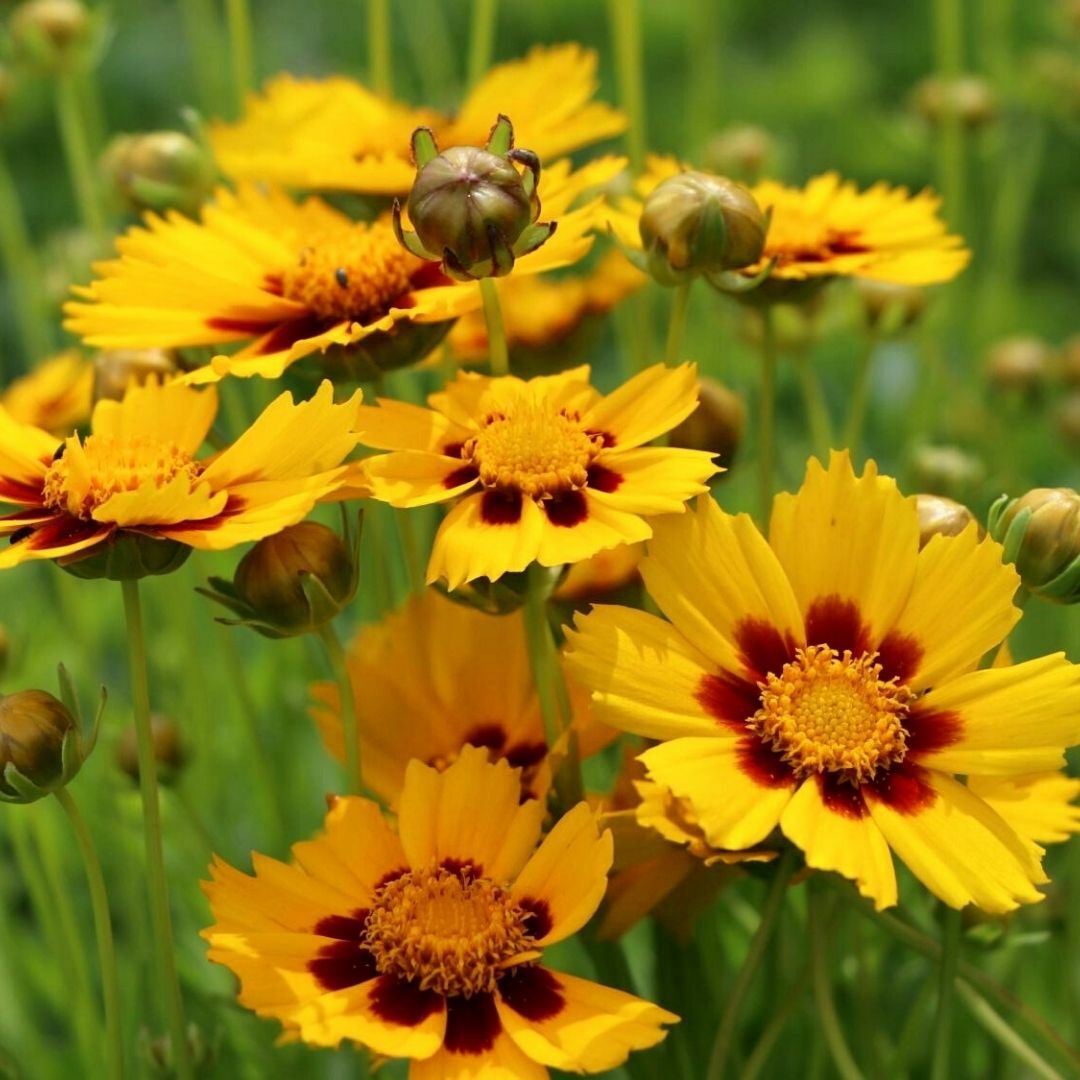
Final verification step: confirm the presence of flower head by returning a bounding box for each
[0,378,362,578]
[203,748,676,1074]
[567,452,1080,913]
[309,589,610,805]
[2,352,93,437]
[209,44,626,195]
[357,363,719,588]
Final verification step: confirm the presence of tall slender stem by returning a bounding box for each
[795,352,833,458]
[809,886,864,1080]
[932,0,966,236]
[54,788,125,1080]
[705,847,797,1079]
[607,0,646,171]
[931,907,963,1080]
[523,563,581,810]
[367,0,392,96]
[317,622,362,794]
[743,961,812,1080]
[958,982,1063,1080]
[120,579,194,1080]
[467,0,499,89]
[662,282,692,367]
[55,71,108,247]
[479,277,510,376]
[179,0,224,116]
[844,332,878,459]
[225,0,255,113]
[757,306,778,524]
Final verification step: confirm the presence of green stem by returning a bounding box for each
[179,0,225,116]
[930,907,962,1080]
[367,0,392,96]
[396,509,426,594]
[808,886,864,1080]
[795,352,833,458]
[479,277,510,376]
[317,622,362,795]
[55,71,108,247]
[932,0,966,236]
[607,0,646,171]
[120,579,194,1080]
[957,982,1063,1080]
[225,0,256,113]
[705,847,797,1079]
[0,149,51,363]
[742,961,811,1080]
[757,306,778,525]
[662,282,692,367]
[523,563,582,810]
[467,0,499,89]
[844,332,878,459]
[54,788,125,1080]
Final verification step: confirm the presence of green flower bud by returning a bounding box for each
[101,131,215,217]
[394,115,555,282]
[0,691,73,798]
[62,532,191,581]
[990,488,1080,602]
[669,377,745,468]
[200,518,360,638]
[913,74,998,128]
[855,279,926,332]
[703,125,775,181]
[639,171,767,286]
[1057,391,1080,450]
[116,713,185,784]
[911,445,985,501]
[9,0,90,70]
[985,336,1053,395]
[916,494,976,548]
[93,347,179,403]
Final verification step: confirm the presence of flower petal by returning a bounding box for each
[364,451,478,508]
[580,362,702,450]
[90,381,218,456]
[968,772,1080,846]
[409,1027,546,1079]
[586,445,718,515]
[356,397,471,452]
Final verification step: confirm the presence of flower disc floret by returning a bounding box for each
[750,645,911,783]
[363,864,537,997]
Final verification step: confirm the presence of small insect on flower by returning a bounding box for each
[203,748,678,1076]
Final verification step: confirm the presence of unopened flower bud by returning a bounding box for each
[640,171,767,286]
[670,377,745,467]
[911,445,985,500]
[93,347,179,403]
[554,543,643,604]
[1060,335,1080,385]
[0,690,75,799]
[101,131,215,217]
[9,0,90,69]
[1057,392,1080,449]
[203,521,360,637]
[116,714,185,784]
[703,125,775,181]
[991,489,1080,602]
[985,336,1052,394]
[916,494,976,548]
[914,74,998,128]
[395,116,554,281]
[855,279,926,332]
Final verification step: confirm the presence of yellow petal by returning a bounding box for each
[356,397,471,452]
[968,772,1080,846]
[409,1029,546,1079]
[364,451,477,508]
[91,381,218,457]
[587,446,718,515]
[580,363,702,451]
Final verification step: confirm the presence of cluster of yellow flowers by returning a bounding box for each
[1,35,1078,1080]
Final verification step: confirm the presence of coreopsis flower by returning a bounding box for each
[357,363,719,588]
[610,157,970,287]
[203,748,677,1075]
[64,160,620,383]
[567,452,1080,913]
[208,44,626,195]
[0,378,363,577]
[309,589,610,805]
[553,542,644,605]
[1,352,93,436]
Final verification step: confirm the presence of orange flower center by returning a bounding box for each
[42,434,201,519]
[281,221,421,322]
[749,645,910,783]
[465,404,603,499]
[363,865,537,997]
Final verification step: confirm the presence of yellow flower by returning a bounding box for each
[566,452,1080,913]
[2,352,93,436]
[610,157,970,286]
[64,162,619,384]
[554,542,644,604]
[357,363,719,588]
[209,44,626,195]
[309,589,612,805]
[0,378,362,571]
[447,252,646,365]
[202,748,677,1075]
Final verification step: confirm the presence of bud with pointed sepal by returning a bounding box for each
[101,130,215,217]
[990,488,1080,603]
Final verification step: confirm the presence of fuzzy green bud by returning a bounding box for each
[985,336,1053,395]
[0,690,75,798]
[914,74,998,128]
[640,171,767,286]
[704,125,775,181]
[101,131,215,217]
[9,0,90,69]
[991,488,1080,602]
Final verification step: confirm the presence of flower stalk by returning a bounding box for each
[317,622,362,795]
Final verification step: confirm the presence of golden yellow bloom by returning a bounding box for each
[567,452,1080,913]
[357,363,719,588]
[203,748,677,1075]
[209,44,626,195]
[554,543,644,604]
[64,162,619,383]
[447,253,645,365]
[610,157,970,286]
[0,378,362,572]
[309,589,612,805]
[1,352,93,436]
